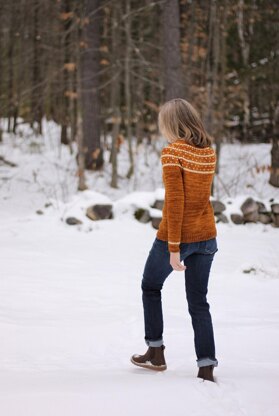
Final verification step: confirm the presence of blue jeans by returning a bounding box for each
[141,236,219,368]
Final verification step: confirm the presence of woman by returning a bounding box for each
[130,98,219,382]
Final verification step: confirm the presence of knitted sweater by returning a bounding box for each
[156,138,217,252]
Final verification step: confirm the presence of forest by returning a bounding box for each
[0,0,278,189]
[0,2,279,416]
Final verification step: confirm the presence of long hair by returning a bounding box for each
[158,98,213,148]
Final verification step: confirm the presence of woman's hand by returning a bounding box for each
[170,252,187,271]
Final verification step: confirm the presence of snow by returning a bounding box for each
[1,123,279,415]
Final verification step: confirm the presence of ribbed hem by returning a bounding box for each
[156,230,217,244]
[181,230,217,243]
[168,243,180,253]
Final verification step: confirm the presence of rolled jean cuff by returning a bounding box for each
[197,357,218,368]
[145,338,164,347]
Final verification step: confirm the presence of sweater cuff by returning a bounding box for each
[168,241,180,253]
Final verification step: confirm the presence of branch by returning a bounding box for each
[0,156,17,167]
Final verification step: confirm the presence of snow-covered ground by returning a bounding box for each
[0,123,279,415]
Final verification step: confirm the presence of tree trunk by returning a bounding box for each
[110,2,121,188]
[215,1,228,177]
[205,0,220,197]
[185,0,196,100]
[31,0,43,135]
[162,0,183,101]
[237,0,255,141]
[77,116,88,191]
[7,3,15,133]
[80,0,103,170]
[204,0,217,135]
[60,0,72,146]
[134,10,145,146]
[125,0,134,179]
[269,102,279,188]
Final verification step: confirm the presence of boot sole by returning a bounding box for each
[130,357,167,371]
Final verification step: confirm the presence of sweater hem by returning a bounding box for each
[156,229,217,244]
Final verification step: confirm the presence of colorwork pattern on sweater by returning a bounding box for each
[156,138,217,252]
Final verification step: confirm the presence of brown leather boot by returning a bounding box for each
[130,345,167,371]
[197,365,215,382]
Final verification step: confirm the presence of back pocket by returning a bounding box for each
[204,238,218,254]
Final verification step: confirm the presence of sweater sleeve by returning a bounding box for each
[161,147,184,253]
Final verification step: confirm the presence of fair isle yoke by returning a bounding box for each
[156,138,217,253]
[161,140,216,174]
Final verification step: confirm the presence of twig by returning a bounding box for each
[0,156,17,167]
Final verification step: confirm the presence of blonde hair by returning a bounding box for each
[158,98,213,148]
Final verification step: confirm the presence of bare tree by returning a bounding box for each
[110,1,121,188]
[60,0,74,147]
[162,0,183,100]
[31,0,43,134]
[269,102,279,187]
[125,0,134,178]
[215,0,228,176]
[79,0,103,170]
[237,0,256,140]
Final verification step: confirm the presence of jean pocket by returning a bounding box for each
[204,238,218,254]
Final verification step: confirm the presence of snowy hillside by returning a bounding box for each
[0,123,279,416]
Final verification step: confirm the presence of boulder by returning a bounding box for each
[211,200,226,214]
[256,201,268,214]
[258,213,273,224]
[243,211,259,223]
[151,217,162,230]
[134,208,151,223]
[230,213,244,224]
[215,213,229,223]
[271,203,279,214]
[271,213,279,227]
[153,200,164,211]
[240,197,258,215]
[66,217,83,225]
[86,204,113,221]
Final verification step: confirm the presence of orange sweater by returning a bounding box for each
[156,138,217,252]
